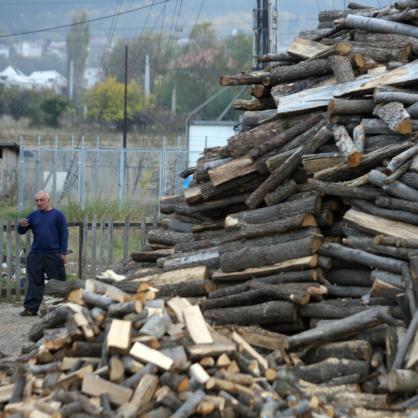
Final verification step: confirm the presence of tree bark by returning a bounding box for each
[294,358,370,384]
[319,242,405,273]
[328,99,374,115]
[326,269,372,287]
[289,306,397,348]
[373,102,412,134]
[329,55,356,83]
[375,196,418,215]
[374,234,418,248]
[219,71,270,86]
[147,230,193,246]
[400,171,418,189]
[225,193,321,228]
[204,301,297,325]
[220,234,322,273]
[246,125,332,209]
[28,305,70,342]
[339,14,418,38]
[353,124,366,153]
[315,141,412,182]
[385,145,418,174]
[392,309,418,369]
[233,97,276,111]
[368,169,418,201]
[264,180,298,206]
[374,91,418,105]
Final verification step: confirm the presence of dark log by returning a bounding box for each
[204,300,297,325]
[131,249,174,263]
[319,242,405,273]
[368,169,418,202]
[325,281,369,298]
[349,198,418,226]
[299,300,368,319]
[222,213,317,242]
[294,358,370,384]
[303,340,373,364]
[160,195,185,214]
[361,118,418,135]
[264,319,306,334]
[147,230,193,246]
[220,234,322,273]
[374,90,418,106]
[328,99,374,115]
[257,52,301,63]
[349,2,375,9]
[260,59,332,87]
[400,172,418,189]
[219,71,270,86]
[248,114,325,160]
[365,135,405,152]
[315,141,412,182]
[406,102,418,118]
[250,84,271,99]
[233,97,276,111]
[325,269,372,287]
[225,193,321,228]
[385,145,418,174]
[44,278,85,297]
[374,234,418,248]
[28,305,70,342]
[383,161,412,185]
[264,180,298,206]
[288,306,397,348]
[72,341,102,357]
[307,178,382,200]
[156,280,216,298]
[246,125,332,208]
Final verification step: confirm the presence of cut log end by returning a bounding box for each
[347,151,364,167]
[396,119,412,135]
[302,214,318,227]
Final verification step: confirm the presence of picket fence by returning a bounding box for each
[0,217,155,301]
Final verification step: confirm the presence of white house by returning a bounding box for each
[0,45,10,58]
[83,67,99,89]
[0,66,33,90]
[29,70,67,95]
[13,41,43,58]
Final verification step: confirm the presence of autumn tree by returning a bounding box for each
[85,76,153,127]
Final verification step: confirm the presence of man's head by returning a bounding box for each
[34,191,51,211]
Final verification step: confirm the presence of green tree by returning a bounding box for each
[41,95,70,127]
[85,76,153,126]
[66,10,90,108]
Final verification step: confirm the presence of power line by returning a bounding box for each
[0,0,174,38]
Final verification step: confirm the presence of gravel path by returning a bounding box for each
[0,303,37,357]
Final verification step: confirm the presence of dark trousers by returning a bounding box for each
[24,252,66,313]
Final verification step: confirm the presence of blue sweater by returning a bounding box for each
[18,208,68,254]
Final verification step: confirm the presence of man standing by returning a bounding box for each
[17,190,69,316]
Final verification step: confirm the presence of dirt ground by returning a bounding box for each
[0,303,38,357]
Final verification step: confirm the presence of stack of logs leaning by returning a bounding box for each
[131,0,418,414]
[4,1,418,417]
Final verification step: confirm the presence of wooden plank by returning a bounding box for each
[276,61,418,115]
[137,265,209,286]
[183,305,213,344]
[344,208,418,239]
[107,319,132,353]
[0,384,14,403]
[82,374,132,405]
[208,156,257,187]
[167,296,193,322]
[129,342,174,370]
[211,255,318,282]
[288,37,333,59]
[231,331,268,370]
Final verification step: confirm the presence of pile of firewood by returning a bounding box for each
[4,1,418,417]
[3,279,410,418]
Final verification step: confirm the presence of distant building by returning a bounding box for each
[13,41,43,58]
[45,41,66,60]
[0,45,10,58]
[0,143,19,199]
[0,66,67,94]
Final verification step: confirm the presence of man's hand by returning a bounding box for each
[19,219,29,227]
[61,254,68,264]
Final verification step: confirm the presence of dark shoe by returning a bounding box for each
[19,310,37,317]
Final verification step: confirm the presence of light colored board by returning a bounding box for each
[288,37,333,59]
[82,374,133,405]
[211,255,318,282]
[208,156,257,187]
[344,208,418,239]
[167,296,193,322]
[130,342,174,370]
[183,305,213,344]
[107,319,132,353]
[137,265,209,286]
[232,331,268,370]
[276,61,418,115]
[0,384,14,403]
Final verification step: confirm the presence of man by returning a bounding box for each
[17,190,69,316]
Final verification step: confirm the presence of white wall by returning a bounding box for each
[188,122,236,167]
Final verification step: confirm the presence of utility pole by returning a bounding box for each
[123,44,128,148]
[253,0,278,69]
[68,60,74,101]
[144,53,150,98]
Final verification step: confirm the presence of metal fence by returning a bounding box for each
[0,217,155,301]
[17,135,202,211]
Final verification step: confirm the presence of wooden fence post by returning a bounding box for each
[91,215,97,277]
[78,221,83,279]
[123,216,129,259]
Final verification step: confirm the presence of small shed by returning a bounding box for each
[0,142,19,199]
